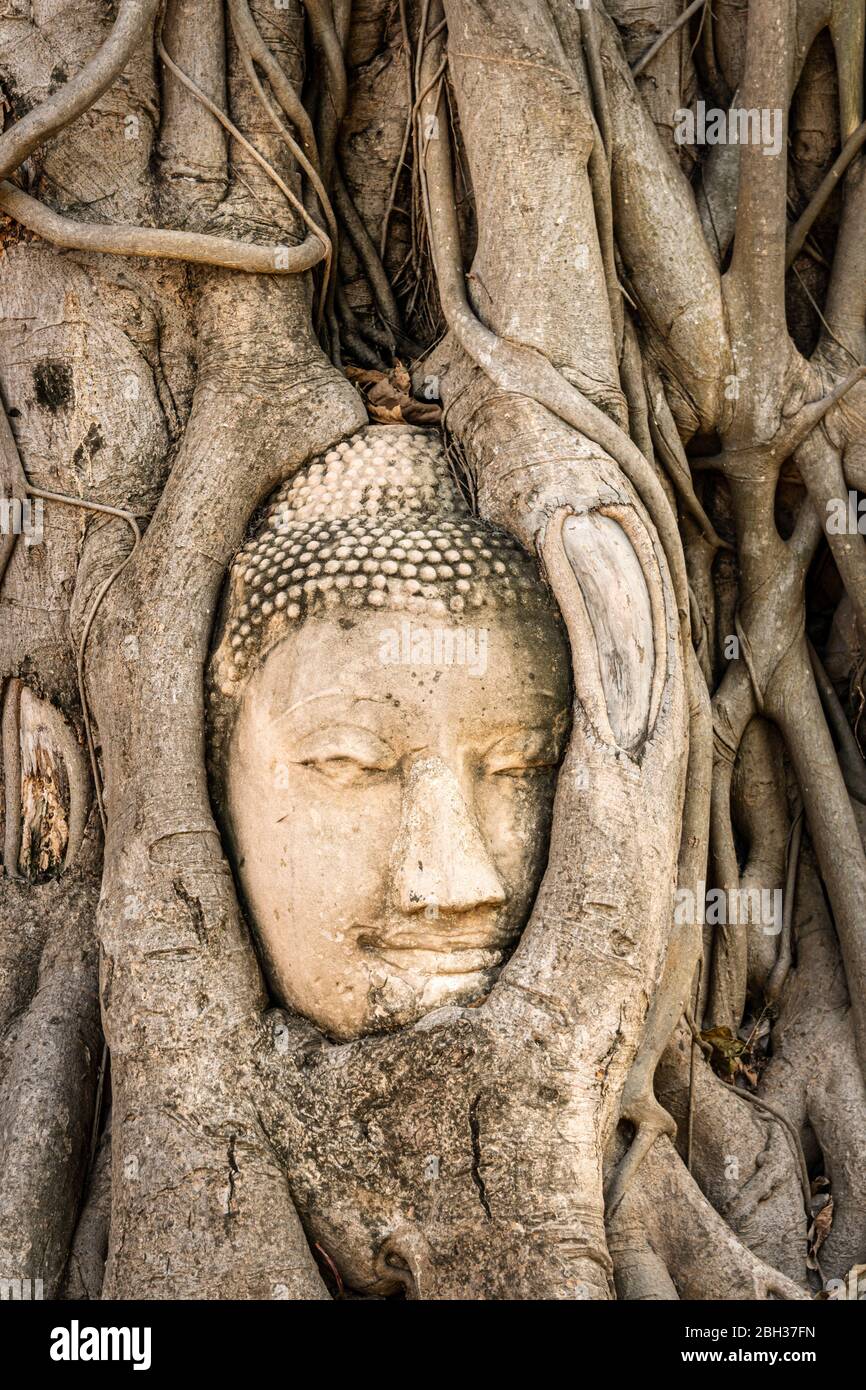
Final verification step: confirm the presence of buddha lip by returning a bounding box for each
[372,945,504,975]
[356,922,513,974]
[358,924,511,955]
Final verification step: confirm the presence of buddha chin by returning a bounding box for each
[207,425,571,1040]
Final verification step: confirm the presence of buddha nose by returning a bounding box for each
[390,757,507,916]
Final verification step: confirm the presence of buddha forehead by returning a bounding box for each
[208,424,564,734]
[241,604,570,741]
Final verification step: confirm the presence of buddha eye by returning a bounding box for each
[306,756,388,786]
[489,761,557,780]
[292,725,397,786]
[482,730,560,779]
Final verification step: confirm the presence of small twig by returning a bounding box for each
[88,1044,109,1179]
[766,807,803,1003]
[792,261,860,366]
[787,119,866,269]
[314,1242,345,1296]
[424,17,446,49]
[631,0,705,79]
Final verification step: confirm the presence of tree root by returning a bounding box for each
[0,181,325,276]
[609,1135,809,1300]
[606,645,712,1217]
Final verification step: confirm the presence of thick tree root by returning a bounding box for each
[609,1136,810,1300]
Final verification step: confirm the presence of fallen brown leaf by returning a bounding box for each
[368,401,404,423]
[806,1194,834,1270]
[345,359,442,427]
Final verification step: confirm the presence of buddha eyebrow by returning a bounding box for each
[273,690,398,731]
[273,687,345,724]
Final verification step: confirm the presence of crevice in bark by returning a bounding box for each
[467,1092,491,1221]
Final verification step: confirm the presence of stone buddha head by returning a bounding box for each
[208,426,571,1040]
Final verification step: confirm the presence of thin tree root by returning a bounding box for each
[0,181,325,275]
[631,0,705,80]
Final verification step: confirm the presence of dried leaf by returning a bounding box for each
[344,365,386,387]
[400,398,442,425]
[368,401,404,423]
[700,1025,746,1078]
[344,358,442,427]
[814,1198,834,1245]
[368,378,404,407]
[806,1195,834,1269]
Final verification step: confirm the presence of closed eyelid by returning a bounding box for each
[482,728,560,767]
[292,724,397,767]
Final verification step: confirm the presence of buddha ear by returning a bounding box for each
[540,506,667,755]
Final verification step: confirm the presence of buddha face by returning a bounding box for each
[223,604,570,1039]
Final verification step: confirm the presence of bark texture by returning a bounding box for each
[1,0,865,1301]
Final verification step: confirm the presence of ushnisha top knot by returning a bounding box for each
[207,424,559,738]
